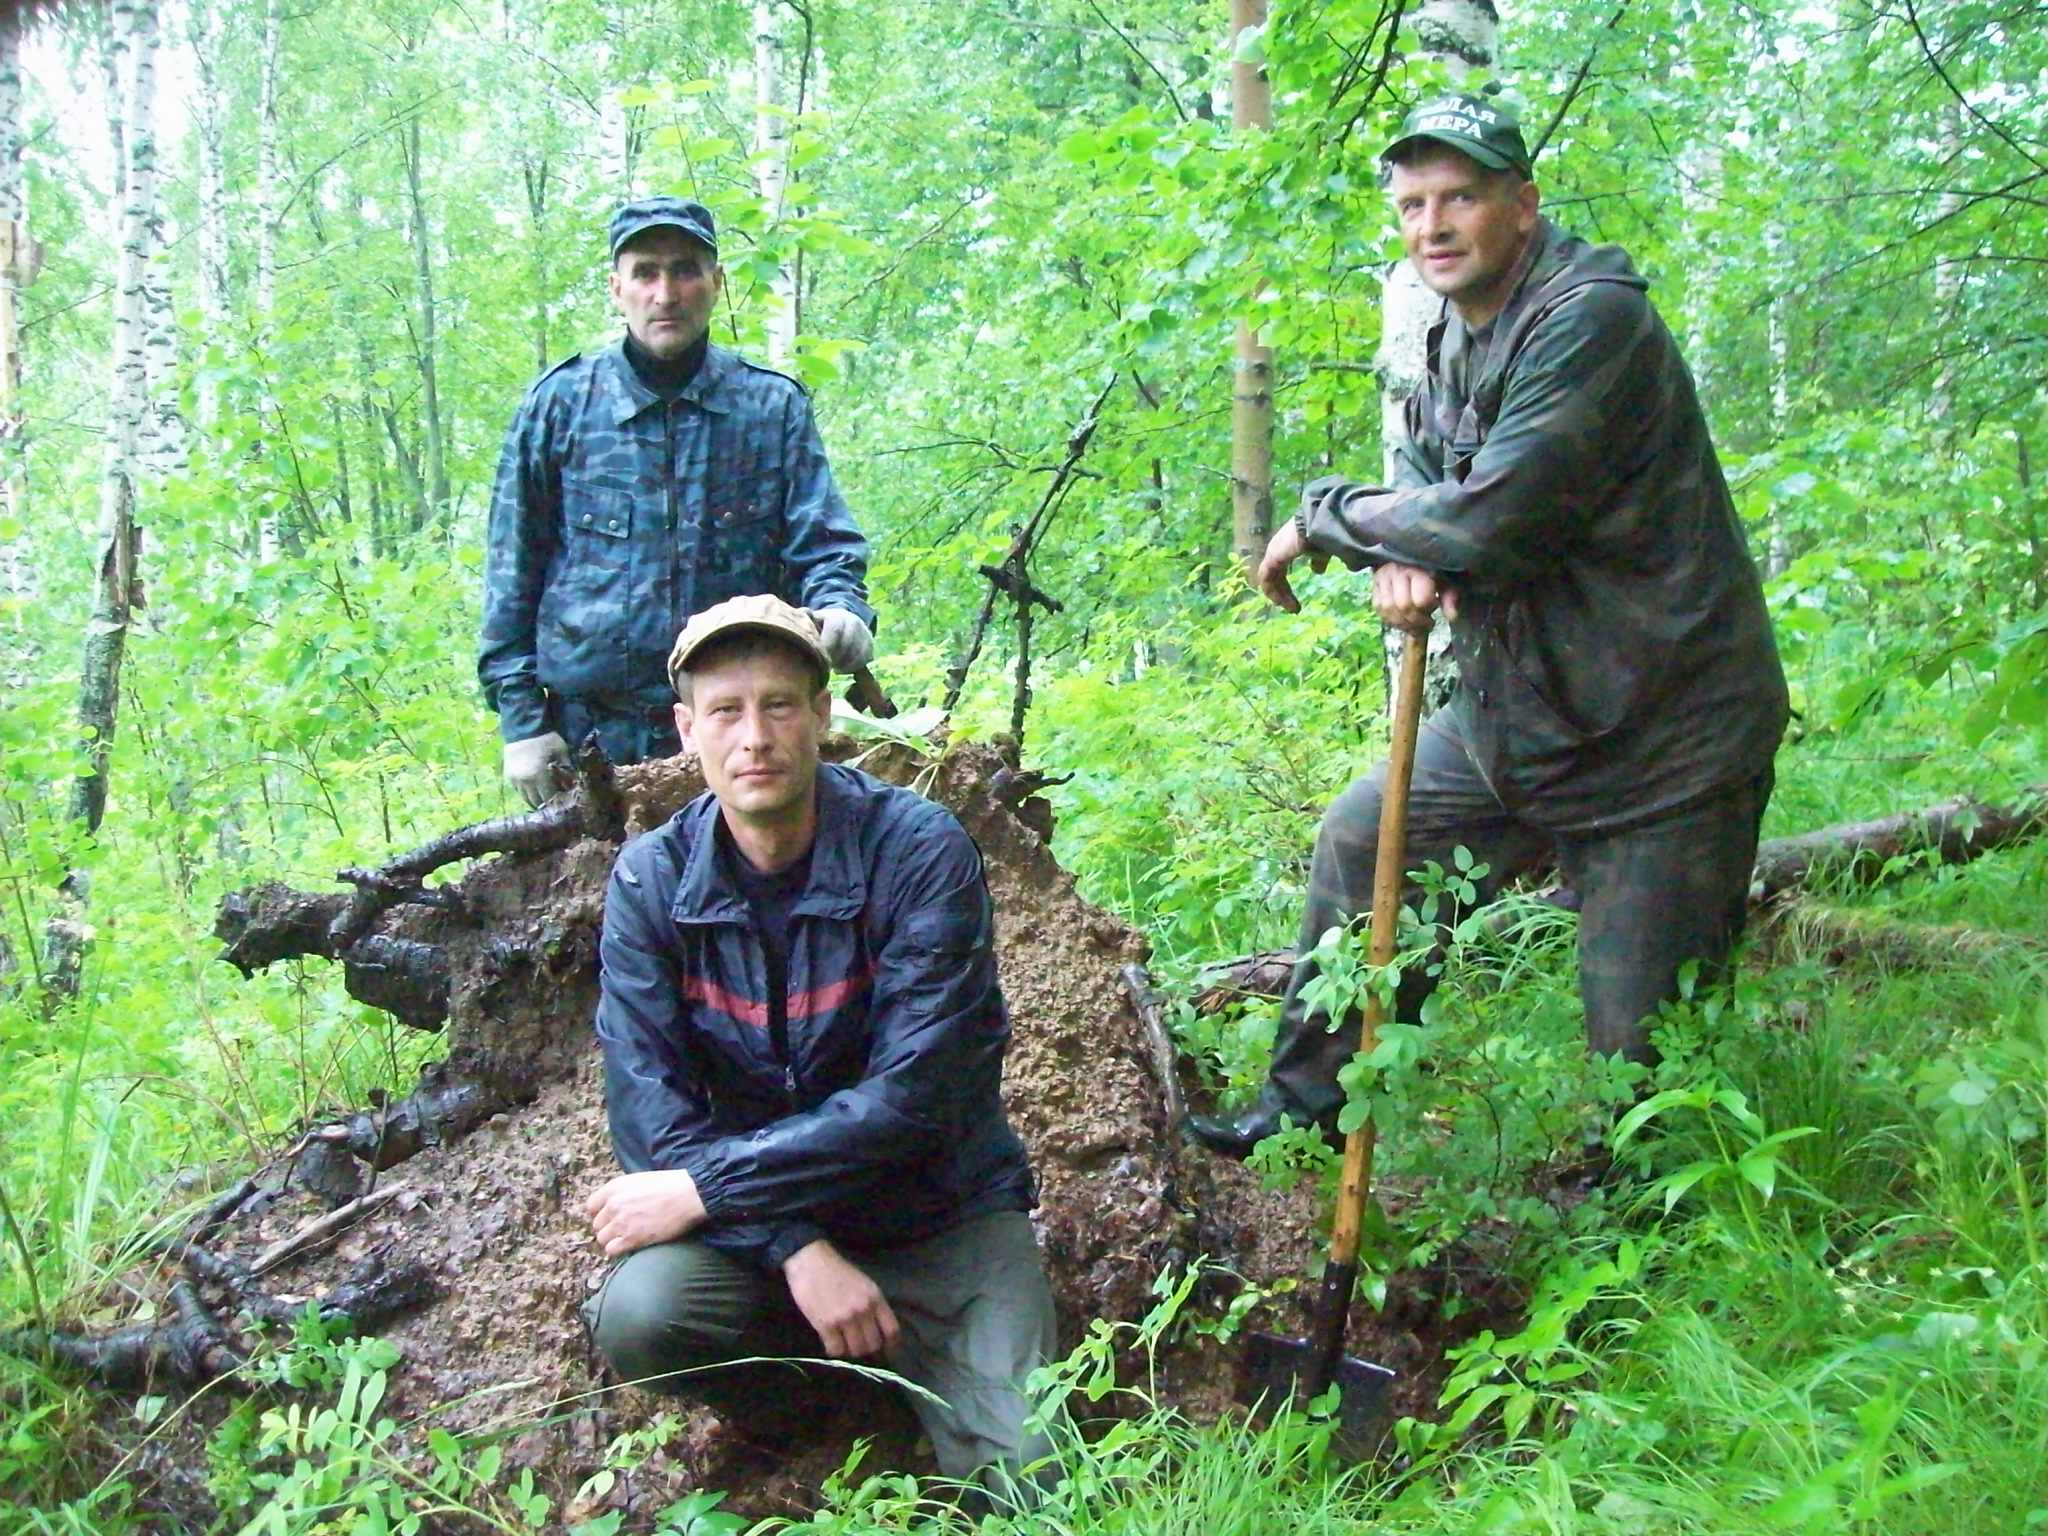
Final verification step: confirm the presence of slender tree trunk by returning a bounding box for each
[401,118,448,530]
[0,6,31,611]
[599,70,634,195]
[190,0,230,434]
[754,0,797,364]
[1374,0,1497,712]
[48,0,160,999]
[523,153,549,372]
[1227,0,1272,584]
[256,0,279,316]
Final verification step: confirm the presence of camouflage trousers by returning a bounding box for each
[1266,706,1773,1126]
[550,693,682,769]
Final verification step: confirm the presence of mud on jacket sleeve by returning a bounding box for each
[1301,282,1653,587]
[595,863,823,1271]
[478,391,560,745]
[681,817,1005,1225]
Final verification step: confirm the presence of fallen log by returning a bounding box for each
[1189,786,2048,1008]
[1748,784,2048,902]
[1759,903,2047,972]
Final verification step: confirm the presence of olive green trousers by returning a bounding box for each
[581,1210,1058,1493]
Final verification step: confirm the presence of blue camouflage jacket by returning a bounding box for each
[596,763,1037,1271]
[478,340,874,743]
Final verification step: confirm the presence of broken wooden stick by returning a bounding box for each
[250,1181,410,1278]
[1120,963,1187,1131]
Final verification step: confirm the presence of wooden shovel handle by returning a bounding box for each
[1328,626,1429,1269]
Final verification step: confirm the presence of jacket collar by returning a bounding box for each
[1424,218,1641,383]
[668,763,870,927]
[600,338,741,427]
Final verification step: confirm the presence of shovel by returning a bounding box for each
[1239,624,1428,1452]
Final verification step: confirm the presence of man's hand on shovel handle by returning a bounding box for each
[1372,561,1459,632]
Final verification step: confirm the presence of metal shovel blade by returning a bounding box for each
[1238,1329,1397,1456]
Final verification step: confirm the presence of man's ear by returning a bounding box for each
[1516,177,1541,231]
[811,686,832,732]
[674,700,697,756]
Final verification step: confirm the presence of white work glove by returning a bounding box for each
[503,731,571,808]
[811,608,875,673]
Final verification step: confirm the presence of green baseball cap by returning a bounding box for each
[1382,93,1533,177]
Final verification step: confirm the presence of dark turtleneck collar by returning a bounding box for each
[623,329,709,399]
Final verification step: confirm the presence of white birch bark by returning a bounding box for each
[190,0,230,432]
[599,66,634,196]
[754,0,796,365]
[77,0,156,833]
[256,0,280,317]
[1372,0,1497,710]
[0,5,29,609]
[135,0,182,476]
[48,0,159,998]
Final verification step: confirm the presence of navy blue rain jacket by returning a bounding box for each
[596,764,1036,1271]
[478,341,874,743]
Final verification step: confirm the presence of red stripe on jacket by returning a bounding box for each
[679,961,877,1032]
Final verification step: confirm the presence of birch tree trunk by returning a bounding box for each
[754,0,797,365]
[401,118,449,530]
[256,0,280,317]
[190,0,230,434]
[48,0,160,999]
[1227,0,1272,584]
[1373,0,1497,712]
[0,5,31,602]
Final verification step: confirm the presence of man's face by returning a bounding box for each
[674,644,831,833]
[609,228,724,358]
[1387,146,1540,327]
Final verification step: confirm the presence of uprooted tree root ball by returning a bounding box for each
[25,736,1498,1526]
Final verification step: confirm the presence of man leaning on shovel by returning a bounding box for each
[1187,94,1789,1160]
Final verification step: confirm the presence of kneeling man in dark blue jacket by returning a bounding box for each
[580,594,1056,1491]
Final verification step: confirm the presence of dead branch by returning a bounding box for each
[327,736,622,952]
[7,1279,243,1391]
[291,1060,529,1205]
[249,1182,411,1277]
[1120,964,1187,1131]
[942,375,1117,716]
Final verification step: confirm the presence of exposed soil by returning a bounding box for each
[74,737,1521,1528]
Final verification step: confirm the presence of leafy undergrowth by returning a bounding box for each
[4,612,2045,1532]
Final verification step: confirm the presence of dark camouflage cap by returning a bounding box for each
[608,196,718,260]
[1382,94,1532,177]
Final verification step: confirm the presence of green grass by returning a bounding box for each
[3,631,2047,1532]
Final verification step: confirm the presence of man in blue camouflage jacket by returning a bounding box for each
[479,197,875,803]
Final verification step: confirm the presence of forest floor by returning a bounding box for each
[58,737,1532,1529]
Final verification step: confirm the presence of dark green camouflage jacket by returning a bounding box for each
[1303,219,1787,833]
[478,340,873,743]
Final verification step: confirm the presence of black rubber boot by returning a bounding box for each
[1182,1088,1341,1161]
